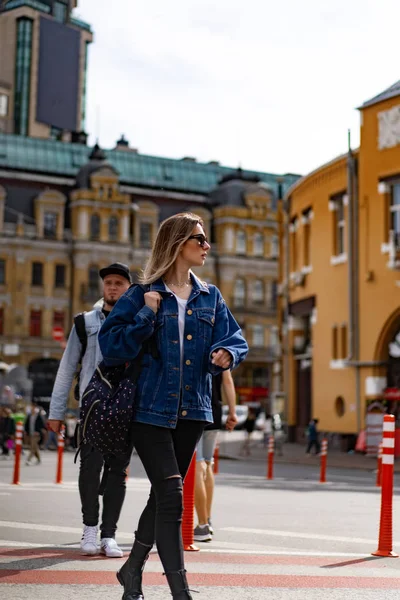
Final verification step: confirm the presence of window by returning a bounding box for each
[88,266,99,292]
[44,211,57,239]
[54,1,67,23]
[90,214,100,241]
[332,325,338,360]
[253,232,264,256]
[30,310,42,337]
[253,280,264,303]
[390,184,400,249]
[290,217,298,270]
[109,216,119,241]
[266,281,277,310]
[302,208,312,267]
[341,324,348,359]
[252,324,264,347]
[140,222,152,248]
[53,311,65,330]
[270,235,279,258]
[0,308,4,335]
[55,264,66,288]
[333,196,345,255]
[0,259,5,285]
[14,18,33,135]
[0,94,8,117]
[233,279,246,308]
[32,262,43,286]
[236,230,246,254]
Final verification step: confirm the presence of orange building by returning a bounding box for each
[277,81,400,450]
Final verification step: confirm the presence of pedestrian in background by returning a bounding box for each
[262,413,273,448]
[99,212,248,600]
[24,401,45,465]
[0,407,15,459]
[306,418,320,455]
[194,370,238,542]
[48,263,132,558]
[240,407,257,457]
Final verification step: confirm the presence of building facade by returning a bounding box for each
[0,131,298,408]
[0,0,92,139]
[277,80,400,447]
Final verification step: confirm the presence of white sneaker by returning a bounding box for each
[100,537,124,558]
[80,525,99,556]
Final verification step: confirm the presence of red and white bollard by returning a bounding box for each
[213,442,219,475]
[319,438,328,483]
[376,442,383,488]
[182,452,200,552]
[372,414,398,557]
[267,435,274,480]
[55,425,65,484]
[12,421,24,485]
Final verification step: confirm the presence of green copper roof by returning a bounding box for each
[0,133,300,196]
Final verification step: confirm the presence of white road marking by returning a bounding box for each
[0,521,134,540]
[221,526,387,545]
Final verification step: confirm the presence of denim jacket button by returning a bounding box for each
[181,410,188,417]
[185,359,191,366]
[185,385,190,391]
[186,334,193,340]
[187,309,193,315]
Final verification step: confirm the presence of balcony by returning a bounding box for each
[229,298,277,317]
[247,345,280,362]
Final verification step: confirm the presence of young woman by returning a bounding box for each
[99,213,248,600]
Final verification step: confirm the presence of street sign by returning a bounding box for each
[52,326,64,342]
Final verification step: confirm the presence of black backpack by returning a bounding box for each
[76,285,158,458]
[73,313,88,401]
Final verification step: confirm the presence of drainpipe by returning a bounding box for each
[344,132,362,433]
[283,193,291,431]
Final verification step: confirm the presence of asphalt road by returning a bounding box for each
[1,448,400,599]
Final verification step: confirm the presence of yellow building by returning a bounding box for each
[277,80,400,447]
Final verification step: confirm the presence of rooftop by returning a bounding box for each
[0,133,300,196]
[361,80,400,109]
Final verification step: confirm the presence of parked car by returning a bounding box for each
[221,404,249,429]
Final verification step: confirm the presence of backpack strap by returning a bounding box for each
[74,313,88,364]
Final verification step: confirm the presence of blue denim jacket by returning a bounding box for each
[98,275,248,429]
[49,305,105,420]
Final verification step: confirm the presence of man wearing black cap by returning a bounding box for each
[48,263,132,558]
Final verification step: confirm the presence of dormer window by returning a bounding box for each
[44,211,58,239]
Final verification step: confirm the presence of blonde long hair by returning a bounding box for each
[140,212,203,284]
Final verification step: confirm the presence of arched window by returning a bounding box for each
[253,280,264,303]
[90,214,100,241]
[236,230,246,254]
[253,232,264,256]
[233,279,246,308]
[109,215,118,241]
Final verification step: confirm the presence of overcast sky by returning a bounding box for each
[75,0,400,177]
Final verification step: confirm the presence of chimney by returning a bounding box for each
[115,135,138,153]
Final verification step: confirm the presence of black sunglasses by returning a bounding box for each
[188,234,209,248]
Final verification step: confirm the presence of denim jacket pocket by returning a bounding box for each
[197,308,215,341]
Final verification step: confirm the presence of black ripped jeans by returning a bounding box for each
[79,441,130,539]
[132,419,205,573]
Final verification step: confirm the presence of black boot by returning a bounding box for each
[116,538,152,600]
[165,570,195,599]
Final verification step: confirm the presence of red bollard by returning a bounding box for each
[55,425,65,484]
[319,439,328,484]
[12,421,24,485]
[182,452,200,552]
[213,442,219,475]
[267,436,274,480]
[372,414,398,557]
[376,442,383,488]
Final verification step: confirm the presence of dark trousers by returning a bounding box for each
[306,439,320,454]
[79,442,130,539]
[132,419,204,574]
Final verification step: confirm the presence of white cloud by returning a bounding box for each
[75,0,400,175]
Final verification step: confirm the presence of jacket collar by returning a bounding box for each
[151,272,210,294]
